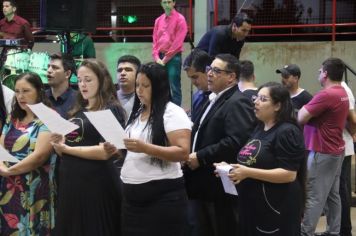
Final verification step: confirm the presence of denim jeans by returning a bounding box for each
[160,53,182,106]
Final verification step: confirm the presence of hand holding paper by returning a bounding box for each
[27,103,79,136]
[215,164,238,196]
[84,109,127,149]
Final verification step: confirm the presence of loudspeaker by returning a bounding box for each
[40,0,97,32]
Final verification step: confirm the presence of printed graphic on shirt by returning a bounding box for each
[66,118,84,143]
[237,139,261,166]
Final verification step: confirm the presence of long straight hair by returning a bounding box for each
[127,62,171,167]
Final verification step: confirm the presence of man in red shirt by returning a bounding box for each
[298,57,349,236]
[152,0,187,106]
[0,0,33,49]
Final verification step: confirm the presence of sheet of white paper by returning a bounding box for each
[84,109,127,149]
[27,103,79,136]
[216,165,238,196]
[0,145,19,163]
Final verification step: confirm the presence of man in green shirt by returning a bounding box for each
[61,32,96,85]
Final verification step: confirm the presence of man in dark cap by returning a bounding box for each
[276,64,313,115]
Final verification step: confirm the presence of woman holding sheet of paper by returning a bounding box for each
[115,62,191,236]
[215,82,306,236]
[0,72,57,235]
[50,59,125,236]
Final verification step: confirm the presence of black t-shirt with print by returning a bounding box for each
[236,122,305,236]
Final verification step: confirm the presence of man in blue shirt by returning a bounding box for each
[196,13,252,59]
[46,53,77,119]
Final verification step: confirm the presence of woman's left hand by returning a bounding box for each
[124,138,147,153]
[50,133,66,156]
[51,142,68,156]
[228,164,250,184]
[103,142,118,156]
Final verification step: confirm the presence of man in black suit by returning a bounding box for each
[184,54,255,236]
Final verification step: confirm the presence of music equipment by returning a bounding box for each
[0,38,25,47]
[4,49,30,71]
[40,0,97,32]
[1,50,50,88]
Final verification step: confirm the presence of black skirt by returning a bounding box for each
[55,156,122,236]
[122,177,187,236]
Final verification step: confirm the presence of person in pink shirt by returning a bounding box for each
[152,0,187,106]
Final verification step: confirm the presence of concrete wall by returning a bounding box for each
[240,41,356,95]
[32,41,356,109]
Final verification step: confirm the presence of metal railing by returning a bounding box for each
[344,63,356,84]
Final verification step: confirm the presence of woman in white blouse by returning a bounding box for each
[106,62,191,236]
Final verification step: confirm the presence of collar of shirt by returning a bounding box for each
[46,87,75,102]
[209,85,234,103]
[164,9,177,19]
[5,15,20,24]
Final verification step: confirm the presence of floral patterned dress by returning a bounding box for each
[0,118,57,236]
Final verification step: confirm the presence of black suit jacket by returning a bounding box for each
[184,85,255,200]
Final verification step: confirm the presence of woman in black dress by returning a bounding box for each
[51,59,125,236]
[216,82,306,236]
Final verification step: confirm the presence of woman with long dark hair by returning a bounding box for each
[118,62,191,235]
[0,72,56,235]
[216,82,306,236]
[50,59,125,236]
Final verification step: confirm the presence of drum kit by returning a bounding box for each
[2,49,50,90]
[0,33,85,90]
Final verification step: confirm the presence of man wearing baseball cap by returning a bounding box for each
[276,64,313,115]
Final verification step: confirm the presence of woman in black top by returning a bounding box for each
[216,82,306,236]
[51,59,125,236]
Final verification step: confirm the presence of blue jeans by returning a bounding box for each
[160,53,182,106]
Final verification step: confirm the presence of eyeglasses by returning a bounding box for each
[162,0,173,4]
[251,95,271,102]
[205,66,232,75]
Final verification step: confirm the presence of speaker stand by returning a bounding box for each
[59,31,73,55]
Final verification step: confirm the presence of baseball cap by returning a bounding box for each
[276,64,301,78]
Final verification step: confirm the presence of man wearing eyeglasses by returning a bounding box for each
[152,0,188,106]
[184,54,255,236]
[196,12,252,60]
[116,55,141,122]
